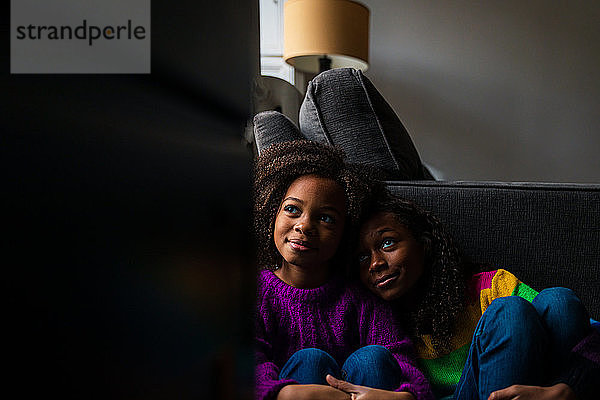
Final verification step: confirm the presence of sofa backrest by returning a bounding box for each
[388,181,600,318]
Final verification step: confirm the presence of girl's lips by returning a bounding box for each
[287,239,316,251]
[374,271,401,289]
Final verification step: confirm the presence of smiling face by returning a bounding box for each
[273,175,346,278]
[358,212,425,302]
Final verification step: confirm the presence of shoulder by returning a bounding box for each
[256,269,286,312]
[489,269,524,300]
[467,269,520,294]
[256,269,275,298]
[473,268,539,313]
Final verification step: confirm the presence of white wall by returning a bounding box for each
[362,0,599,182]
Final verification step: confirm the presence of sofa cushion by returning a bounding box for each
[387,180,600,318]
[300,68,431,180]
[253,110,304,154]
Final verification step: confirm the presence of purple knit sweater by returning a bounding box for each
[255,270,433,400]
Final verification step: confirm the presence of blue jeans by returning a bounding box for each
[454,288,591,400]
[279,345,401,390]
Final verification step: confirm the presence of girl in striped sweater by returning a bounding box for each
[326,194,598,400]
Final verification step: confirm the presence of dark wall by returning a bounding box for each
[4,1,258,398]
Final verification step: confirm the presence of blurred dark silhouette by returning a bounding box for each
[4,1,258,398]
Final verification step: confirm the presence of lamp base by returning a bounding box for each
[319,56,332,73]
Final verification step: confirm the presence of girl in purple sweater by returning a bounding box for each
[253,140,433,400]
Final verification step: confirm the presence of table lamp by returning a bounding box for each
[283,0,369,74]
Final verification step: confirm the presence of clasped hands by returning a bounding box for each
[325,375,576,400]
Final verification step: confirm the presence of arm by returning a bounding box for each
[255,298,352,400]
[256,354,350,400]
[255,300,297,400]
[385,350,433,400]
[357,290,434,400]
[488,383,575,400]
[277,384,351,400]
[327,375,416,400]
[255,333,297,400]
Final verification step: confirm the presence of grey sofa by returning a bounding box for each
[389,181,600,318]
[253,68,600,318]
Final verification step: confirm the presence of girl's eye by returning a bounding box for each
[320,214,335,224]
[283,204,300,215]
[381,238,397,249]
[358,254,369,264]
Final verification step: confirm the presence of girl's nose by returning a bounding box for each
[294,216,316,235]
[369,251,387,273]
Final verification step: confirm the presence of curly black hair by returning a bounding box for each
[253,140,378,272]
[362,193,476,353]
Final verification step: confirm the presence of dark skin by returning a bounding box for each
[328,212,577,400]
[357,213,425,304]
[326,375,415,400]
[277,384,351,400]
[272,175,350,399]
[273,181,417,399]
[488,383,576,400]
[273,175,346,289]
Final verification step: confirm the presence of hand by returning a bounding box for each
[326,375,415,400]
[488,383,576,400]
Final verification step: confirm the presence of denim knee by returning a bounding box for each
[478,296,547,354]
[532,287,589,325]
[482,296,540,329]
[468,296,548,397]
[532,287,590,359]
[279,348,340,385]
[343,345,395,370]
[342,345,400,390]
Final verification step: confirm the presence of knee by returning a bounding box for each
[485,295,536,320]
[481,296,542,335]
[344,345,400,372]
[533,287,588,322]
[279,348,339,383]
[288,348,337,366]
[342,346,400,390]
[478,296,546,351]
[532,288,591,350]
[346,345,392,366]
[534,287,576,308]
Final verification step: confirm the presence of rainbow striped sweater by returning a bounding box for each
[414,269,570,398]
